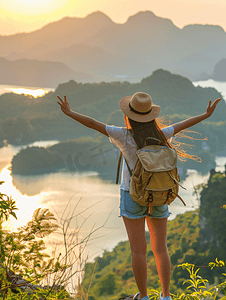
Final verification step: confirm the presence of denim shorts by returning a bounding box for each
[119,189,172,219]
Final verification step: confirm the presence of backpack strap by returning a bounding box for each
[115,151,132,184]
[116,130,135,184]
[167,171,186,190]
[163,189,187,206]
[124,156,133,177]
[170,191,187,206]
[116,151,123,184]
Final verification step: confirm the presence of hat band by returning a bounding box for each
[129,103,152,115]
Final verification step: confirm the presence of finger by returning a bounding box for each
[207,99,212,108]
[57,96,63,103]
[212,98,221,107]
[64,95,67,102]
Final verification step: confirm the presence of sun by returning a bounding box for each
[1,0,70,16]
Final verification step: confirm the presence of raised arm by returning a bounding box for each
[172,98,221,135]
[57,95,109,137]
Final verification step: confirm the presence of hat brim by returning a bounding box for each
[120,96,160,123]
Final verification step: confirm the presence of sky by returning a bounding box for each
[1,0,226,36]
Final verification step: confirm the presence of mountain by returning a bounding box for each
[1,11,226,83]
[0,11,114,58]
[0,57,93,87]
[0,11,226,81]
[83,11,180,54]
[212,58,226,81]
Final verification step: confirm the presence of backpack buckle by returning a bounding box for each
[148,191,153,203]
[147,191,153,215]
[164,189,173,205]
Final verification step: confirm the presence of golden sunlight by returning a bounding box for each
[6,87,53,98]
[0,166,50,231]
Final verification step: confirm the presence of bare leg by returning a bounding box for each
[146,217,171,297]
[122,216,147,299]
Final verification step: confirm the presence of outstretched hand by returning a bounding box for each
[172,97,222,135]
[206,98,221,117]
[57,95,71,115]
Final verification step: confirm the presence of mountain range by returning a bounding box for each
[1,10,226,86]
[0,57,93,87]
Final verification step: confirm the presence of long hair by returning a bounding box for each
[124,115,201,162]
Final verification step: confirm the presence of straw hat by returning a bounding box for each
[119,92,160,122]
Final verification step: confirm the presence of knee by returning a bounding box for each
[131,240,147,255]
[152,244,169,256]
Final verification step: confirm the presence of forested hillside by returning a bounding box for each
[0,69,224,147]
[3,69,225,179]
[81,167,226,299]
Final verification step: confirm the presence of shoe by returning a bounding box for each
[159,292,171,300]
[133,292,149,300]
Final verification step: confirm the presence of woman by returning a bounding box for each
[57,92,221,300]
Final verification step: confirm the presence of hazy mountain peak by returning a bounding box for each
[34,12,113,35]
[182,24,225,34]
[126,11,157,23]
[85,11,113,23]
[125,10,176,30]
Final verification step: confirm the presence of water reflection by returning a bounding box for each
[0,163,125,260]
[0,164,202,256]
[0,166,47,232]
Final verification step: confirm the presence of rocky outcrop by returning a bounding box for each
[198,167,226,252]
[0,264,72,299]
[199,214,220,250]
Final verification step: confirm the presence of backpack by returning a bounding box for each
[116,137,186,215]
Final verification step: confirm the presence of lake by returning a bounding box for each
[1,141,210,259]
[0,80,226,263]
[193,79,226,101]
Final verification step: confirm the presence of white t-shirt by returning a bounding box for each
[106,125,174,191]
